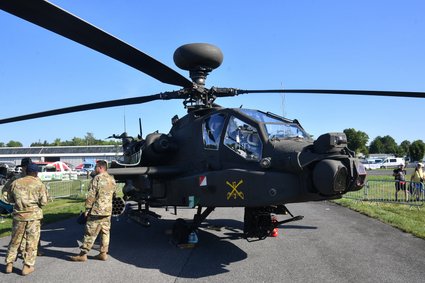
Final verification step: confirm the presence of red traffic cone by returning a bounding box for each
[270,215,278,237]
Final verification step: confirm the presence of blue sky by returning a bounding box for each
[1,0,424,147]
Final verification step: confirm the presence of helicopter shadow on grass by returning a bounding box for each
[108,215,248,278]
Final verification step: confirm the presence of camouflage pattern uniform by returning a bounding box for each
[5,176,48,267]
[1,172,24,203]
[1,172,28,252]
[81,171,116,254]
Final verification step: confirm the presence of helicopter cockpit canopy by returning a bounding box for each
[202,109,312,162]
[203,113,226,150]
[238,109,312,142]
[224,115,263,161]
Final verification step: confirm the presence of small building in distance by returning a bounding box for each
[0,145,123,168]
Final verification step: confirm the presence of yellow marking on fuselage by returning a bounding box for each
[226,179,244,200]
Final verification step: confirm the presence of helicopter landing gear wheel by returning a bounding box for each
[172,218,190,245]
[171,206,215,245]
[243,206,304,242]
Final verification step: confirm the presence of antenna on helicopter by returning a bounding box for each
[138,118,143,139]
[280,82,286,117]
[123,108,127,133]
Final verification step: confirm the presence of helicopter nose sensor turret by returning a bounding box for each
[311,133,366,195]
[173,43,223,86]
[312,159,349,195]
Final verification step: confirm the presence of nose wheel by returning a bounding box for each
[171,206,215,245]
[244,205,303,242]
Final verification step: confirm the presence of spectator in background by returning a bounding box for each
[410,163,424,201]
[393,164,407,201]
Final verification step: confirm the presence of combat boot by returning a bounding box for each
[94,252,108,261]
[22,264,34,276]
[5,263,13,274]
[69,251,87,262]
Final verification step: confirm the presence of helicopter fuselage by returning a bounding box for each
[109,106,366,208]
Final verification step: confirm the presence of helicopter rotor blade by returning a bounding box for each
[1,87,423,124]
[0,91,182,125]
[0,0,193,88]
[231,89,425,98]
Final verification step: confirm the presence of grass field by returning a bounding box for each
[333,174,425,240]
[333,198,425,239]
[0,179,89,237]
[1,196,86,238]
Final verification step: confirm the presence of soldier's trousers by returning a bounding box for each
[81,215,111,254]
[19,219,43,252]
[5,219,41,266]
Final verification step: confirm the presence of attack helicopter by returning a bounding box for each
[1,0,425,242]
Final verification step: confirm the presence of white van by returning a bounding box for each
[378,157,405,169]
[361,159,383,170]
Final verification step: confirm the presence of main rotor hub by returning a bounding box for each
[173,43,223,86]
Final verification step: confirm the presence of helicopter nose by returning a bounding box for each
[312,159,349,195]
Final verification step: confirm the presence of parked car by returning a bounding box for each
[0,162,16,185]
[81,161,96,174]
[75,161,96,176]
[0,161,16,174]
[360,158,383,170]
[362,160,381,170]
[0,169,8,185]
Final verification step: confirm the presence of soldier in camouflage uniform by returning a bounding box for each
[0,158,42,256]
[4,163,48,276]
[70,160,117,262]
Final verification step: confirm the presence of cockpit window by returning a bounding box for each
[203,113,226,150]
[239,109,311,141]
[224,116,262,161]
[265,123,309,140]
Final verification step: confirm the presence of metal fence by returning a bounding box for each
[44,179,124,199]
[344,180,425,206]
[44,179,91,199]
[5,178,423,205]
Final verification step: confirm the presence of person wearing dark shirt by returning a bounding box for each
[393,164,407,201]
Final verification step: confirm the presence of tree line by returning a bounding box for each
[1,129,424,161]
[0,132,121,147]
[344,128,425,161]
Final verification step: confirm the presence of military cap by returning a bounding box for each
[26,163,39,173]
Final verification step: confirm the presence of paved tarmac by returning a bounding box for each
[0,201,424,283]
